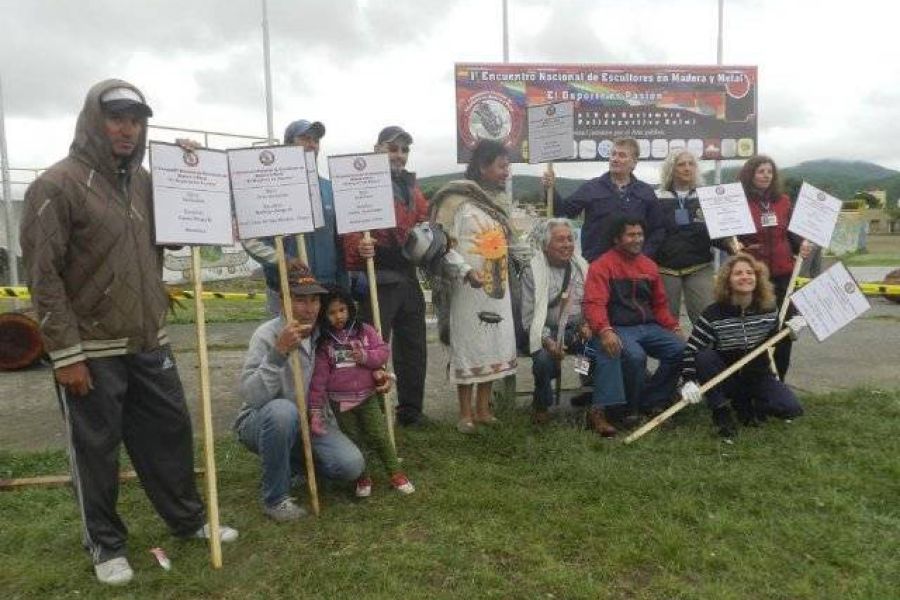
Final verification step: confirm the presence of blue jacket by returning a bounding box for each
[553,172,664,263]
[242,177,347,289]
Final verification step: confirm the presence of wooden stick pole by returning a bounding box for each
[295,233,309,265]
[545,162,555,217]
[779,255,804,326]
[768,254,804,377]
[363,231,397,452]
[553,290,570,405]
[623,327,792,444]
[274,236,321,516]
[191,247,223,569]
[0,469,204,491]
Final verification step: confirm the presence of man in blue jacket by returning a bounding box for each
[243,119,346,313]
[543,138,664,263]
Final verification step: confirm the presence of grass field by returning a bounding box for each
[2,388,899,599]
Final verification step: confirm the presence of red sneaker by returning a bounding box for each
[389,472,415,495]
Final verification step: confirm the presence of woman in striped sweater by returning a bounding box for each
[682,254,804,438]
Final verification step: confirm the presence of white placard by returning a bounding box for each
[328,153,396,235]
[696,183,757,239]
[791,262,870,342]
[149,142,233,246]
[527,101,575,164]
[788,182,842,248]
[305,150,325,229]
[228,145,314,239]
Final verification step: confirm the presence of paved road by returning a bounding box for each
[1,294,896,452]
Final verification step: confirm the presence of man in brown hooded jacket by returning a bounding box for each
[20,79,236,586]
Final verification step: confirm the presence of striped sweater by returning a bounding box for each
[682,302,779,381]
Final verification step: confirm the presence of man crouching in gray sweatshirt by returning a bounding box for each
[234,261,387,521]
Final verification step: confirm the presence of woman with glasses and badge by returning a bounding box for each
[735,155,813,380]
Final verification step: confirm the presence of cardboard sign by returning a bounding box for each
[791,262,870,341]
[328,152,396,235]
[527,101,575,164]
[696,183,756,239]
[788,182,842,248]
[228,145,314,239]
[150,142,233,246]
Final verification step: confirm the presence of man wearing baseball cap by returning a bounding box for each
[242,118,345,314]
[342,126,430,428]
[235,260,390,520]
[20,79,237,586]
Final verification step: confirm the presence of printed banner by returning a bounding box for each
[456,63,757,163]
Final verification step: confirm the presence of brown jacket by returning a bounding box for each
[20,79,170,367]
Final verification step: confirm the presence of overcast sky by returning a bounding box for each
[2,0,900,192]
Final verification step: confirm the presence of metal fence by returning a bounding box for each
[1,125,269,286]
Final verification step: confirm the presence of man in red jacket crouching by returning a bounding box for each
[582,216,686,437]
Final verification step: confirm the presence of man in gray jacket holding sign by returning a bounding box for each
[20,79,236,586]
[235,261,391,520]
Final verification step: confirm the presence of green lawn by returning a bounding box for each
[839,253,900,268]
[2,389,899,599]
[167,297,268,324]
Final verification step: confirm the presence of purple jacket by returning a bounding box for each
[309,322,390,409]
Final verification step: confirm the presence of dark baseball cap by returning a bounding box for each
[100,87,153,118]
[283,119,325,144]
[286,259,328,297]
[377,125,413,146]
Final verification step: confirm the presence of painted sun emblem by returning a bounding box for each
[471,227,507,260]
[471,226,508,299]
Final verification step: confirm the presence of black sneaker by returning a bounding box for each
[713,408,737,438]
[398,411,431,428]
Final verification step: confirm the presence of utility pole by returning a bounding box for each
[0,74,18,287]
[262,0,275,143]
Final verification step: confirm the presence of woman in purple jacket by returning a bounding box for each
[309,287,415,498]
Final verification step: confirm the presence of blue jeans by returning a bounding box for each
[695,347,803,419]
[236,398,365,507]
[531,325,585,410]
[589,323,685,413]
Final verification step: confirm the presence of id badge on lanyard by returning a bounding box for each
[573,354,591,376]
[761,212,778,228]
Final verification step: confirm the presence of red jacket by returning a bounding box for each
[583,248,678,333]
[738,191,800,278]
[342,171,428,272]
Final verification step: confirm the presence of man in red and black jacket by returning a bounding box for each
[582,216,686,436]
[342,126,429,427]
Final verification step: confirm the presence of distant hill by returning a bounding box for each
[709,159,900,204]
[420,159,900,207]
[418,173,586,202]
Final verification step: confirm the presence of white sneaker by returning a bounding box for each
[94,556,133,586]
[263,497,307,522]
[192,523,239,543]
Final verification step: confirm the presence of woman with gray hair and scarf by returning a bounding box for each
[520,218,590,423]
[655,150,732,325]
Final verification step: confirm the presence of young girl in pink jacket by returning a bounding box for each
[309,287,415,497]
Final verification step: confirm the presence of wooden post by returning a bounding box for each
[779,255,804,326]
[274,236,321,516]
[190,247,223,569]
[768,255,804,377]
[295,233,309,266]
[545,162,555,217]
[0,469,204,491]
[623,327,792,444]
[362,231,397,452]
[553,290,570,405]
